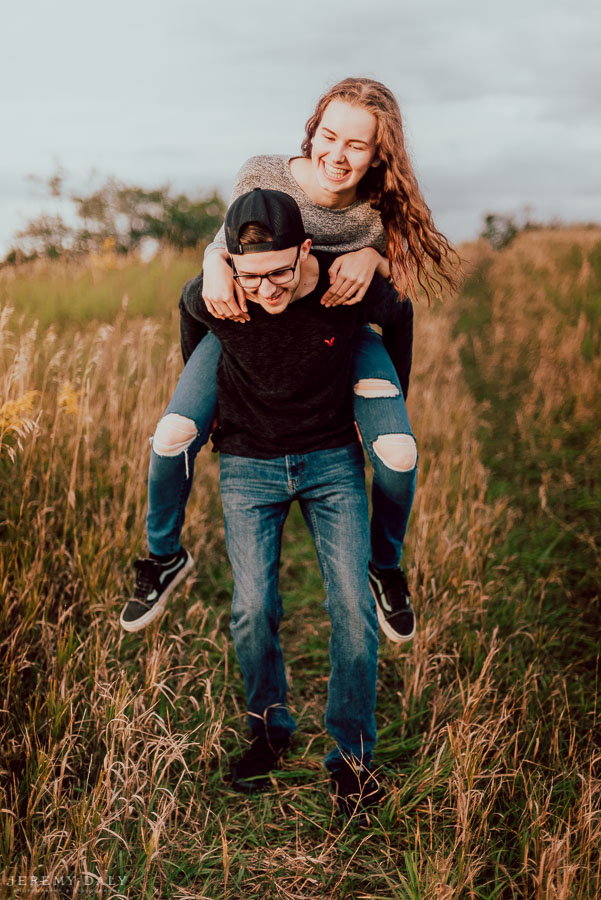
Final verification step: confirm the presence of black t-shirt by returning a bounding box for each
[179,253,413,459]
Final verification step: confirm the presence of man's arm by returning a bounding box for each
[362,274,414,400]
[179,273,210,363]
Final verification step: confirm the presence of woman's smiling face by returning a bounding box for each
[310,99,379,206]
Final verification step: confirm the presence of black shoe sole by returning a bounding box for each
[120,552,194,632]
[368,576,416,643]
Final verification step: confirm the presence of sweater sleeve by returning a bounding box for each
[362,275,414,400]
[179,273,210,363]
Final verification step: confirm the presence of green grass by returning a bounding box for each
[0,252,203,331]
[1,231,601,897]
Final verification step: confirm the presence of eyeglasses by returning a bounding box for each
[232,247,301,289]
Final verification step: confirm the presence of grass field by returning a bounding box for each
[1,228,600,898]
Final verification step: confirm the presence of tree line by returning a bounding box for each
[2,171,226,266]
[4,171,593,267]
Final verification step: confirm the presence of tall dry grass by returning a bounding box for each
[0,232,599,898]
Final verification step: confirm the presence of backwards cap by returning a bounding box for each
[225,188,310,254]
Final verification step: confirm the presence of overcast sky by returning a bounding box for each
[1,0,599,254]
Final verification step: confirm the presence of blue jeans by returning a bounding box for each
[351,326,417,568]
[219,444,378,770]
[146,328,416,567]
[146,332,221,556]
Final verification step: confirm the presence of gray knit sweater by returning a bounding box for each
[204,155,387,257]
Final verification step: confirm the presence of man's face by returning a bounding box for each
[230,240,311,315]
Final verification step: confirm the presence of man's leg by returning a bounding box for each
[296,444,379,771]
[219,453,297,742]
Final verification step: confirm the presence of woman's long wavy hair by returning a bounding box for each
[301,78,462,301]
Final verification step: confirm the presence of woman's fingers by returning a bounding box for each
[234,281,249,316]
[339,289,367,306]
[321,276,367,306]
[203,292,250,321]
[202,250,250,321]
[322,248,381,305]
[202,296,227,319]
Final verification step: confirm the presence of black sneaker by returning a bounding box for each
[368,562,416,643]
[120,547,194,633]
[229,734,289,794]
[329,761,385,821]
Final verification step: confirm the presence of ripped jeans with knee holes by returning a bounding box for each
[146,326,416,565]
[351,325,417,569]
[146,333,220,556]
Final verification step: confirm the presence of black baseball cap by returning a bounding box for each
[225,188,310,255]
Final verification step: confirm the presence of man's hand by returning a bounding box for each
[321,248,384,307]
[202,250,250,322]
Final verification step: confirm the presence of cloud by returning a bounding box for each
[1,0,599,252]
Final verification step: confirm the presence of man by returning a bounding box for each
[123,189,414,816]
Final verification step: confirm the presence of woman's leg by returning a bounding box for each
[352,325,417,570]
[146,332,221,557]
[121,333,221,632]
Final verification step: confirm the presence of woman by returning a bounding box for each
[120,77,460,640]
